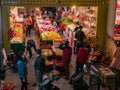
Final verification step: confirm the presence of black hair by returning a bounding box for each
[84,44,90,52]
[65,40,69,47]
[79,25,83,30]
[17,51,24,61]
[74,26,79,32]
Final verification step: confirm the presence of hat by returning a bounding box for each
[36,49,42,54]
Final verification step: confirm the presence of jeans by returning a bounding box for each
[26,25,32,36]
[35,70,43,84]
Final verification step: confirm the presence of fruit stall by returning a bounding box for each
[9,22,25,54]
[36,17,64,47]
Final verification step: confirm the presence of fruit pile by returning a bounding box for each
[61,18,73,26]
[10,23,23,43]
[41,49,53,56]
[89,51,101,60]
[41,31,62,40]
[54,49,63,56]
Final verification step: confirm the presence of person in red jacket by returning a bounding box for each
[76,44,90,73]
[59,40,72,80]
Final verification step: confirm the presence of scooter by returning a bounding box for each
[69,72,88,90]
[37,75,60,90]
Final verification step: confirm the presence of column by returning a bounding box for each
[107,0,117,37]
[96,6,108,51]
[1,6,10,50]
[0,5,3,70]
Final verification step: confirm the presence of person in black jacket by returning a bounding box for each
[26,39,37,58]
[74,25,86,54]
[34,49,46,87]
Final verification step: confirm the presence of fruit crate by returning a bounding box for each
[3,82,15,90]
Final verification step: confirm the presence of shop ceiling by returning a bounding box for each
[1,0,108,7]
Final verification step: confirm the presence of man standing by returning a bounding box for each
[74,25,86,54]
[26,15,32,37]
[34,49,46,88]
[26,39,37,58]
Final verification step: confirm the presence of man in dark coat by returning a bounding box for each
[26,39,37,58]
[34,49,46,86]
[74,25,86,53]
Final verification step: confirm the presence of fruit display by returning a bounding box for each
[61,18,73,26]
[10,37,23,43]
[68,15,79,22]
[3,82,15,90]
[41,31,62,41]
[67,24,77,31]
[52,70,60,76]
[8,29,16,37]
[45,60,53,66]
[55,61,63,67]
[54,48,63,56]
[89,51,101,60]
[41,49,53,56]
[10,23,23,43]
[39,24,57,32]
[14,27,23,38]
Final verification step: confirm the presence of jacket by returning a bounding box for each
[34,55,45,72]
[59,43,72,61]
[76,48,89,63]
[75,30,85,41]
[17,60,28,79]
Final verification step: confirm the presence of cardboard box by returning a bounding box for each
[99,68,116,86]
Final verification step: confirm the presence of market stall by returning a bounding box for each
[9,7,26,53]
[60,7,97,47]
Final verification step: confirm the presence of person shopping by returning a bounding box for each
[17,51,28,90]
[26,39,37,58]
[34,49,46,88]
[26,15,32,37]
[59,40,72,80]
[76,44,90,73]
[74,25,86,54]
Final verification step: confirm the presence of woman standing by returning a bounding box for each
[17,51,28,90]
[59,40,72,80]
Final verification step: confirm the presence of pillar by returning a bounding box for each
[96,5,108,51]
[0,5,3,70]
[107,0,117,37]
[1,6,10,50]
